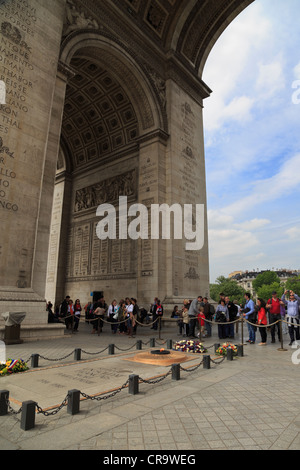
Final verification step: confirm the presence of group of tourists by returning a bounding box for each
[172,290,300,346]
[47,295,164,338]
[46,289,299,346]
[85,296,142,337]
[242,290,300,346]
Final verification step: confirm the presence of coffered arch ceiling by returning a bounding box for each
[60,37,164,173]
[104,0,255,76]
[61,55,141,172]
[60,0,255,172]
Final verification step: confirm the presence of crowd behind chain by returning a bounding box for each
[46,289,300,346]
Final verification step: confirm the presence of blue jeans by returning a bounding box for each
[248,323,256,342]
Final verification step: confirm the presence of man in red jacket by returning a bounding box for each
[266,291,284,343]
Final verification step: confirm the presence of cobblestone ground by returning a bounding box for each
[0,321,299,451]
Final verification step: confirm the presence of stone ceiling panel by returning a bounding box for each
[61,57,139,171]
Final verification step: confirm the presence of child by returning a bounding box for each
[197,306,206,338]
[182,306,189,337]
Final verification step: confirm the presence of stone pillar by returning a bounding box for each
[163,78,210,308]
[45,171,72,306]
[0,0,67,332]
[136,130,169,307]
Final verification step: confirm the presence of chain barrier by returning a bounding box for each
[36,394,69,416]
[80,380,129,402]
[3,338,230,424]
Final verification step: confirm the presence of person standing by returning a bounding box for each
[182,306,189,337]
[215,299,229,339]
[281,290,300,346]
[73,299,82,331]
[66,298,74,330]
[188,296,202,337]
[150,297,158,330]
[225,296,238,338]
[266,291,284,343]
[243,293,256,344]
[203,297,213,337]
[108,299,118,334]
[257,298,268,345]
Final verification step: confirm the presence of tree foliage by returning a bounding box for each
[209,276,245,304]
[285,276,300,296]
[256,281,284,301]
[252,271,280,293]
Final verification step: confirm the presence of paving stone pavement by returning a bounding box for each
[0,320,300,452]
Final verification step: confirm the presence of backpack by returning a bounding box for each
[156,305,163,316]
[215,310,226,322]
[209,303,215,315]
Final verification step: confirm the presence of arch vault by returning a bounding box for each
[0,0,254,338]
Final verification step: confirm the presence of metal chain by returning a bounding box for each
[80,346,109,355]
[36,394,69,416]
[180,359,204,372]
[7,399,22,415]
[80,380,129,401]
[139,369,172,384]
[38,351,75,362]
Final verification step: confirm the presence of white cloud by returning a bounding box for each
[286,226,300,240]
[255,58,285,99]
[208,228,259,260]
[237,219,271,230]
[224,153,300,217]
[203,0,300,282]
[294,62,300,79]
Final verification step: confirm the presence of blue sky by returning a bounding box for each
[202,0,300,283]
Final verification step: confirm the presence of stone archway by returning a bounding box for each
[0,0,256,339]
[46,33,168,307]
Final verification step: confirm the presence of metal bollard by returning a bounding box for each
[214,343,220,353]
[150,338,155,347]
[128,374,139,395]
[21,400,36,431]
[203,355,211,369]
[74,348,81,361]
[31,354,39,368]
[167,339,172,349]
[67,389,80,415]
[227,348,234,361]
[237,344,244,357]
[108,344,115,355]
[171,363,180,380]
[136,340,142,350]
[0,390,9,416]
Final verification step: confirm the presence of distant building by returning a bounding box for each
[229,269,300,297]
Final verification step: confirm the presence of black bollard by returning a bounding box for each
[237,344,244,357]
[171,363,180,380]
[0,390,9,416]
[74,348,81,361]
[214,343,220,353]
[167,339,173,349]
[20,400,36,431]
[67,389,80,415]
[150,338,155,347]
[203,355,211,369]
[108,344,115,355]
[227,348,234,361]
[136,340,142,350]
[31,354,39,368]
[129,374,139,395]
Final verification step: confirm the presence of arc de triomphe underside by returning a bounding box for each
[0,0,254,339]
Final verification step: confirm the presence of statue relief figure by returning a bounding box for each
[64,0,99,36]
[74,170,136,212]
